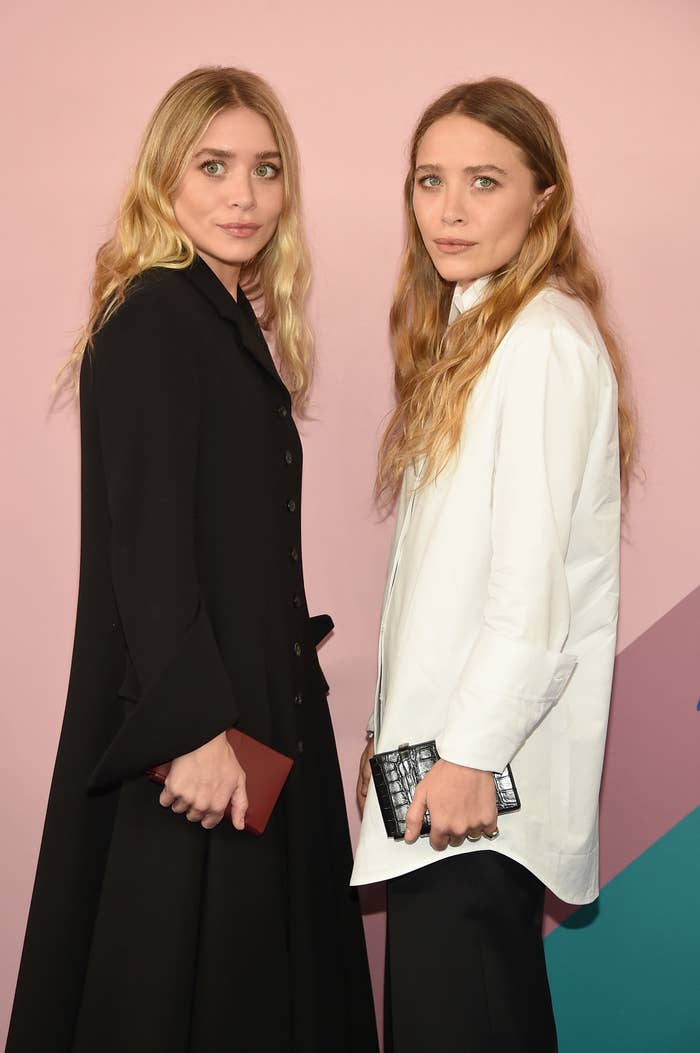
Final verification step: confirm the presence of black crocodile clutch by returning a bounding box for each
[369,740,520,840]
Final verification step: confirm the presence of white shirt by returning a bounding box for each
[351,278,621,904]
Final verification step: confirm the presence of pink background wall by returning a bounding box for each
[1,0,698,1043]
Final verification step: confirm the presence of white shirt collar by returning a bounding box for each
[448,275,492,323]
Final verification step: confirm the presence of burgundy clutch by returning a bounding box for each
[146,728,293,836]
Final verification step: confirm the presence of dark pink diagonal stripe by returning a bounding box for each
[545,583,700,934]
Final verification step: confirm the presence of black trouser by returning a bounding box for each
[385,851,557,1053]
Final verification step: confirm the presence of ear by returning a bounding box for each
[532,184,556,219]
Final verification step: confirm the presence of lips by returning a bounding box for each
[217,223,262,238]
[434,238,477,255]
[435,238,477,247]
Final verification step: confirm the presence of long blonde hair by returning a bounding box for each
[65,66,313,409]
[378,78,635,501]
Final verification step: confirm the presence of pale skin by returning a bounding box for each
[159,106,284,830]
[357,114,555,848]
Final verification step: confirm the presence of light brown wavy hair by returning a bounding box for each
[378,77,635,502]
[64,66,313,409]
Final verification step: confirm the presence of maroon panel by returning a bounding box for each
[546,583,700,932]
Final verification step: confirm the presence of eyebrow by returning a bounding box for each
[415,163,508,176]
[193,148,282,160]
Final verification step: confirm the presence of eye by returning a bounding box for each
[474,175,498,190]
[201,160,225,177]
[417,174,442,189]
[253,163,280,179]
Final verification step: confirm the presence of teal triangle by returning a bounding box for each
[545,807,700,1052]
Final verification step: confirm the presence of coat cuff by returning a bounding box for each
[309,613,334,647]
[435,625,577,772]
[89,603,238,790]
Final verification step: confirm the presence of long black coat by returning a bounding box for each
[7,257,378,1053]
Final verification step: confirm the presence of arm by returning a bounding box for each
[87,284,240,800]
[356,734,374,816]
[407,319,601,847]
[435,319,599,771]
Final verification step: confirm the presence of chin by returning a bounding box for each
[434,263,476,285]
[426,254,472,285]
[208,243,263,267]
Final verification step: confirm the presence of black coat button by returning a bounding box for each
[297,740,304,755]
[289,546,299,561]
[277,404,289,418]
[293,642,302,656]
[292,594,302,608]
[294,693,303,706]
[284,450,293,465]
[286,498,296,513]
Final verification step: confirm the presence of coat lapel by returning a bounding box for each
[185,255,288,394]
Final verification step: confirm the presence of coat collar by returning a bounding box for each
[184,254,288,394]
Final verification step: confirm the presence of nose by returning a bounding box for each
[227,169,256,212]
[442,185,466,226]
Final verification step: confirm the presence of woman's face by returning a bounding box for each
[172,106,284,289]
[412,113,554,288]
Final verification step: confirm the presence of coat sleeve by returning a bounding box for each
[435,318,603,773]
[88,285,239,789]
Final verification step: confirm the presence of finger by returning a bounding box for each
[429,828,450,852]
[483,825,500,841]
[448,835,466,848]
[201,811,224,830]
[159,788,176,808]
[230,777,248,831]
[170,798,189,815]
[466,827,483,843]
[185,808,206,823]
[404,787,428,844]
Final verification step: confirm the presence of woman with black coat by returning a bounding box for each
[6,66,378,1053]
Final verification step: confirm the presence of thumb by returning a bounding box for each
[404,783,428,844]
[230,775,248,832]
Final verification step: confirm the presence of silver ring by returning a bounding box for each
[483,828,500,841]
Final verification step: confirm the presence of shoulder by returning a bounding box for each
[504,285,605,365]
[488,286,613,415]
[91,268,199,379]
[97,267,194,337]
[492,285,611,387]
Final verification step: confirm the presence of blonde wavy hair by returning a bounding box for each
[378,78,635,502]
[65,66,313,409]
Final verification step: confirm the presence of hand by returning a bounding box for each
[159,731,248,831]
[404,759,498,851]
[356,737,375,817]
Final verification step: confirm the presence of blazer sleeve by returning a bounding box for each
[435,319,602,773]
[88,285,239,789]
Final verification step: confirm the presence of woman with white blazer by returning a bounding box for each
[352,78,633,1052]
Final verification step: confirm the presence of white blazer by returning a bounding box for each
[351,278,621,905]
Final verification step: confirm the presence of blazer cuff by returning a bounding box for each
[89,603,238,790]
[436,625,577,772]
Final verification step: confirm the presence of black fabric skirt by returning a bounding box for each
[8,685,378,1053]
